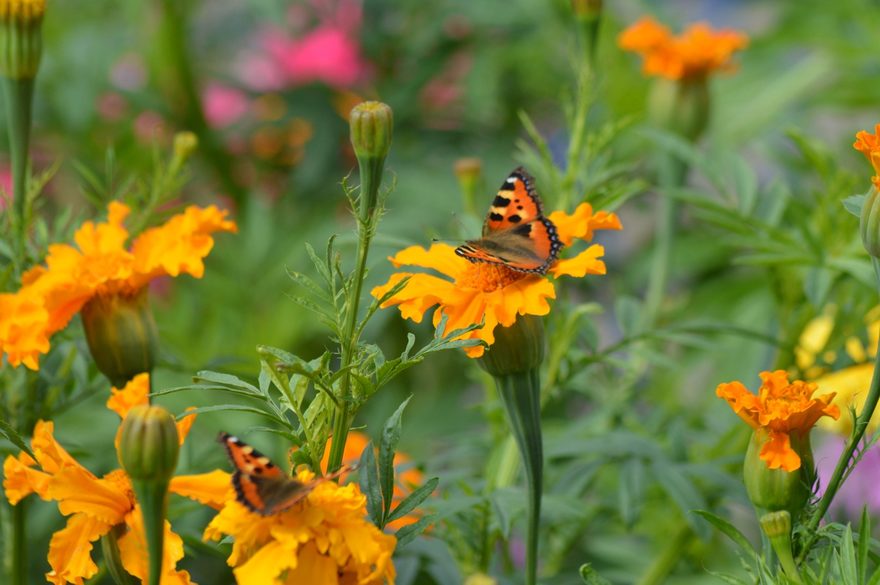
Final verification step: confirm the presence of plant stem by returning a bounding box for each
[3,76,34,274]
[496,369,543,585]
[131,480,168,585]
[798,290,880,561]
[635,523,690,585]
[9,499,25,585]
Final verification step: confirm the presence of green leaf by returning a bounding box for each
[859,507,870,585]
[380,397,412,522]
[394,514,434,548]
[175,404,288,426]
[844,194,866,218]
[837,524,858,585]
[387,477,439,523]
[358,442,383,527]
[0,418,34,460]
[579,564,613,585]
[615,296,642,336]
[692,510,754,553]
[192,371,260,394]
[651,463,708,538]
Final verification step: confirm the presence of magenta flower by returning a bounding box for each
[815,432,880,519]
[202,83,250,128]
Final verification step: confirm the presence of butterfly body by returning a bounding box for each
[455,167,561,274]
[219,432,313,516]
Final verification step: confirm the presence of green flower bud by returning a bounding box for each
[81,288,159,388]
[172,131,198,162]
[117,405,179,585]
[349,101,393,161]
[743,428,813,515]
[760,511,804,584]
[860,186,880,258]
[648,77,709,142]
[454,157,483,216]
[479,315,545,378]
[0,0,44,80]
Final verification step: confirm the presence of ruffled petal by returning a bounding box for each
[234,539,296,585]
[371,272,455,324]
[283,542,338,585]
[550,245,607,279]
[45,513,111,585]
[387,243,467,279]
[106,373,150,419]
[548,203,622,247]
[715,381,761,428]
[170,470,232,509]
[759,431,801,471]
[3,452,50,503]
[0,291,50,370]
[118,506,192,585]
[48,466,131,525]
[31,421,86,475]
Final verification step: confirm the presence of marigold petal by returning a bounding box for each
[716,381,761,428]
[3,452,50,503]
[548,204,622,247]
[45,513,111,585]
[118,507,191,585]
[759,431,801,471]
[0,291,51,370]
[550,245,608,279]
[371,272,455,324]
[815,363,877,434]
[387,243,467,278]
[234,539,296,585]
[282,543,337,585]
[106,373,151,418]
[48,466,130,525]
[31,420,84,475]
[170,470,232,509]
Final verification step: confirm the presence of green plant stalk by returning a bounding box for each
[9,499,25,585]
[131,480,169,585]
[773,539,803,584]
[635,523,690,585]
[3,76,34,272]
[495,369,542,585]
[643,156,688,326]
[798,297,880,561]
[326,154,385,473]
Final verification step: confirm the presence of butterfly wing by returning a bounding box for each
[219,432,313,516]
[455,167,561,274]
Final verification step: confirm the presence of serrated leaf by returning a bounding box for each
[387,478,439,523]
[380,397,412,522]
[358,443,382,527]
[394,514,434,548]
[693,510,754,553]
[0,418,34,460]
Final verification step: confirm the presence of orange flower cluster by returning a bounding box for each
[2,375,228,585]
[618,17,748,80]
[716,370,840,471]
[372,203,621,357]
[0,201,236,370]
[854,124,880,189]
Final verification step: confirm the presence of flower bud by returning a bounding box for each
[860,186,880,258]
[172,131,198,162]
[648,77,709,141]
[81,288,159,388]
[759,511,803,584]
[0,0,44,80]
[349,101,393,161]
[118,405,180,482]
[454,157,483,216]
[743,428,812,515]
[479,315,545,377]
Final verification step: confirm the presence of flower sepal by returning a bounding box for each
[0,0,44,80]
[100,524,139,585]
[478,314,545,377]
[744,428,813,515]
[648,76,709,141]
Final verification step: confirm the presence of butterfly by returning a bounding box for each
[454,167,562,274]
[219,432,345,516]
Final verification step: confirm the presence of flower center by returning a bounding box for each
[459,263,529,292]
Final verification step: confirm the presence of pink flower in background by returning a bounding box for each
[202,83,250,128]
[0,166,11,211]
[815,433,880,519]
[237,0,369,91]
[97,92,128,122]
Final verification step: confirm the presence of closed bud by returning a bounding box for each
[172,131,198,162]
[860,186,880,258]
[743,428,812,515]
[118,405,179,482]
[454,157,483,216]
[759,511,804,584]
[479,315,545,378]
[349,101,393,161]
[648,77,709,141]
[0,0,44,79]
[81,288,158,388]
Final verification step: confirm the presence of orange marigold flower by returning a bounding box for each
[2,376,226,585]
[322,430,426,531]
[854,125,880,189]
[618,16,748,80]
[716,370,840,471]
[0,201,237,370]
[371,203,622,358]
[204,466,396,585]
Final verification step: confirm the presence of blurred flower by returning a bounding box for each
[716,370,840,471]
[618,17,747,80]
[2,375,227,585]
[134,110,168,144]
[0,163,12,211]
[0,201,237,370]
[815,433,880,519]
[371,203,621,357]
[96,92,128,122]
[854,124,880,189]
[203,83,250,128]
[204,466,396,585]
[110,53,147,91]
[321,430,425,531]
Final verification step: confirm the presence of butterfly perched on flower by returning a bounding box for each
[455,167,562,274]
[218,432,345,516]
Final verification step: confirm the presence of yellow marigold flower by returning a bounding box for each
[716,370,840,471]
[371,203,621,358]
[854,124,880,189]
[618,16,748,80]
[322,430,426,531]
[204,467,397,585]
[0,201,236,370]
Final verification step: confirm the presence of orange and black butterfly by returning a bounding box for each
[455,167,562,274]
[218,432,344,516]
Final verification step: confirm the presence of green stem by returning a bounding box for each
[643,156,688,327]
[495,369,543,585]
[131,480,169,585]
[9,499,25,585]
[635,523,691,585]
[3,76,34,273]
[798,305,880,561]
[327,155,385,473]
